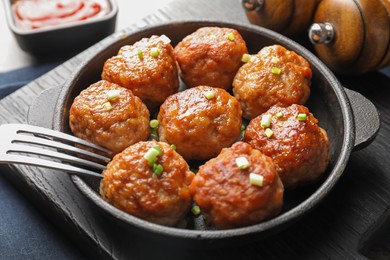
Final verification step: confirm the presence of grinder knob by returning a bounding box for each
[242,0,264,11]
[309,22,334,45]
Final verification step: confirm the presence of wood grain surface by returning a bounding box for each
[1,0,389,259]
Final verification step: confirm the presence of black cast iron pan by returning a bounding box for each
[51,20,380,247]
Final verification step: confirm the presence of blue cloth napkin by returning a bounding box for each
[0,61,61,99]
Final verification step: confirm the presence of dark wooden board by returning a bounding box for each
[1,0,389,259]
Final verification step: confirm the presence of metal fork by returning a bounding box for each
[0,123,112,178]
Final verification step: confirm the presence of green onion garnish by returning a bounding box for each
[236,156,250,169]
[272,67,281,75]
[297,113,307,121]
[149,119,159,129]
[150,47,160,57]
[191,205,201,216]
[106,89,121,100]
[276,112,284,118]
[103,101,113,111]
[144,147,160,165]
[137,49,144,59]
[150,122,159,140]
[150,131,159,141]
[227,32,235,41]
[153,145,162,156]
[171,144,177,150]
[261,114,272,128]
[241,53,251,63]
[249,173,264,187]
[159,34,171,44]
[264,128,274,138]
[203,90,215,100]
[240,124,246,137]
[153,163,164,176]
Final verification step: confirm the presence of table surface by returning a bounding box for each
[1,0,390,259]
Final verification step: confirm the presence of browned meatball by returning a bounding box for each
[69,80,150,155]
[157,86,242,161]
[243,104,330,189]
[101,35,179,109]
[100,140,195,226]
[174,27,248,90]
[189,142,284,229]
[233,45,312,120]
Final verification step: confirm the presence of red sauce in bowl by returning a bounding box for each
[12,0,111,30]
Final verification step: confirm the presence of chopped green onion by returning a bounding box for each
[159,34,171,44]
[272,67,281,75]
[241,53,251,63]
[144,147,160,165]
[276,112,284,118]
[170,144,177,150]
[149,119,159,129]
[106,89,121,100]
[103,101,113,111]
[297,113,307,121]
[249,173,264,187]
[264,128,274,138]
[150,47,160,57]
[271,56,280,63]
[240,124,246,139]
[227,32,235,41]
[191,205,201,216]
[153,163,164,176]
[261,114,272,128]
[150,129,159,141]
[203,90,215,100]
[236,156,250,169]
[153,145,162,156]
[137,49,144,59]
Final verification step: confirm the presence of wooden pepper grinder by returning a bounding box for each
[242,0,322,36]
[309,0,390,75]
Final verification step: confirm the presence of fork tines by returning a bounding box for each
[0,123,112,178]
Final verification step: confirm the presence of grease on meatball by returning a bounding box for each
[102,35,179,109]
[233,45,312,120]
[189,142,284,229]
[100,140,195,226]
[243,104,330,189]
[174,26,248,90]
[69,80,150,155]
[157,86,242,161]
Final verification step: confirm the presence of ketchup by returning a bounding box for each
[12,0,111,30]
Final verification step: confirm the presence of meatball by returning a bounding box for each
[69,80,150,155]
[174,26,248,90]
[233,45,312,120]
[101,35,179,109]
[189,142,284,229]
[157,86,242,161]
[243,104,330,189]
[100,140,195,226]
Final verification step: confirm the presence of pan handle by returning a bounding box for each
[344,88,380,151]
